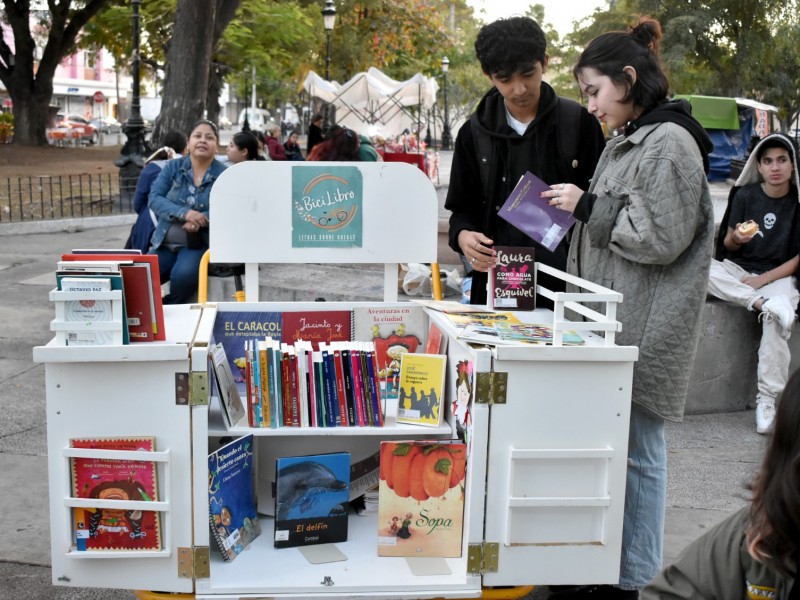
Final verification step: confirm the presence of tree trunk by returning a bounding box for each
[206,64,224,126]
[204,0,241,130]
[152,0,218,145]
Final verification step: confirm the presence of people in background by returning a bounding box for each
[283,130,305,160]
[265,125,287,160]
[445,16,605,308]
[544,18,714,598]
[227,131,264,164]
[307,125,360,161]
[253,130,269,160]
[306,112,324,156]
[357,133,381,161]
[707,133,800,434]
[126,130,187,253]
[641,367,800,599]
[148,119,226,304]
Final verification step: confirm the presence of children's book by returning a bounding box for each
[212,311,282,391]
[424,321,448,355]
[443,311,521,329]
[209,343,247,428]
[396,353,447,427]
[491,246,537,310]
[377,440,466,557]
[494,322,585,346]
[282,310,351,349]
[274,452,350,548]
[70,436,161,551]
[208,435,261,562]
[498,171,575,252]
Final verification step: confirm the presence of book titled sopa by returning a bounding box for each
[491,246,537,310]
[396,353,447,427]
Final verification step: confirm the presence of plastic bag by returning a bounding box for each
[402,263,432,296]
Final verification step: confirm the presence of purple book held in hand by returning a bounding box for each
[498,171,576,252]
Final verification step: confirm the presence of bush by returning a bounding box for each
[0,112,14,144]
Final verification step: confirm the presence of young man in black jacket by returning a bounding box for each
[446,16,605,306]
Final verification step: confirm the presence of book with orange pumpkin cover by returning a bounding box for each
[377,440,466,557]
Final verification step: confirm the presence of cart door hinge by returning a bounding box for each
[178,546,210,579]
[475,371,508,404]
[190,372,209,406]
[467,541,499,574]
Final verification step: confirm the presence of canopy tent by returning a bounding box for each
[303,67,439,137]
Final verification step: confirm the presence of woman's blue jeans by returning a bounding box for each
[155,246,205,304]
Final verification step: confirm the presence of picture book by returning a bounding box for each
[491,246,537,311]
[443,311,521,329]
[274,451,350,548]
[424,321,448,355]
[282,310,351,349]
[396,353,447,427]
[69,436,161,551]
[377,440,466,557]
[212,311,282,390]
[494,321,585,346]
[452,359,474,437]
[209,343,247,428]
[208,435,261,562]
[352,305,426,401]
[498,171,576,252]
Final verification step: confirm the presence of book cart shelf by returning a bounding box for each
[34,163,639,599]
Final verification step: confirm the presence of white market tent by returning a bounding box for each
[303,67,439,137]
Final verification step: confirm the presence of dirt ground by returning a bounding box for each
[0,144,122,178]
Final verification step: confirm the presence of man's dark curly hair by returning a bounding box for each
[474,17,547,78]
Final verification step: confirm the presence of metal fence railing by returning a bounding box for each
[0,174,139,223]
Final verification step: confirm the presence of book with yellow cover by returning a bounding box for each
[377,440,466,557]
[396,353,447,427]
[443,311,522,329]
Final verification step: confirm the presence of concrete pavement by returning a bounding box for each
[0,151,761,599]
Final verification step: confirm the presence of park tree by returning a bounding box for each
[0,0,114,146]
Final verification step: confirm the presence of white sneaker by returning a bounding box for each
[760,295,796,339]
[755,395,776,435]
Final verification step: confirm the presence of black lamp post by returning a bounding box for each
[441,56,452,150]
[242,68,251,133]
[115,0,148,206]
[424,108,432,148]
[321,0,336,132]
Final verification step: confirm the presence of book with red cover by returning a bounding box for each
[424,321,448,355]
[350,347,367,426]
[62,252,165,341]
[331,343,349,427]
[490,246,537,311]
[281,311,351,349]
[497,171,575,252]
[364,342,384,426]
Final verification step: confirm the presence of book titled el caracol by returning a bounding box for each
[208,434,261,562]
[498,171,575,252]
[378,440,466,557]
[396,353,447,427]
[274,452,350,549]
[212,311,282,389]
[70,436,161,552]
[491,246,537,310]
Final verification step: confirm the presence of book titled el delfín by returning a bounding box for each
[274,451,350,548]
[208,435,261,561]
[378,440,466,557]
[491,246,537,310]
[70,436,161,551]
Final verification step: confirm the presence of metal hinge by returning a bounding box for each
[475,371,508,404]
[177,546,210,579]
[190,371,209,406]
[467,542,499,574]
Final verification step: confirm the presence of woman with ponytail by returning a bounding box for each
[543,19,714,598]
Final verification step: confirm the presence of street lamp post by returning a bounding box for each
[441,56,452,150]
[321,0,336,132]
[242,68,250,132]
[424,108,432,148]
[115,0,148,206]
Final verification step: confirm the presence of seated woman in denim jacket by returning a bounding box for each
[148,119,227,304]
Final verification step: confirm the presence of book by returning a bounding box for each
[352,305,426,401]
[424,321,448,355]
[212,311,282,390]
[377,440,466,557]
[281,310,351,349]
[442,310,522,329]
[59,277,114,323]
[274,452,350,548]
[69,436,161,551]
[208,435,261,562]
[452,359,474,436]
[209,343,247,428]
[459,321,585,346]
[498,170,576,252]
[491,246,537,310]
[396,353,447,427]
[56,269,129,345]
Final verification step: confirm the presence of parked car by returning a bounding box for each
[55,113,98,144]
[90,115,121,134]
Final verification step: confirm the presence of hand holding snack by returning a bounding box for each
[737,220,759,237]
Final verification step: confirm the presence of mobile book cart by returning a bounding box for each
[34,162,638,599]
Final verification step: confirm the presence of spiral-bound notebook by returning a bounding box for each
[498,171,575,252]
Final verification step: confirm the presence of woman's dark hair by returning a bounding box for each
[307,126,360,161]
[475,16,546,77]
[191,118,219,140]
[311,113,323,124]
[747,368,800,574]
[231,131,261,161]
[573,17,669,112]
[162,130,187,154]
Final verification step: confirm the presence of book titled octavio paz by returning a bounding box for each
[377,440,467,557]
[208,435,261,562]
[396,353,447,427]
[274,452,350,548]
[491,246,537,310]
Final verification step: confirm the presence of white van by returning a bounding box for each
[237,108,272,133]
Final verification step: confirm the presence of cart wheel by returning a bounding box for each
[133,592,195,600]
